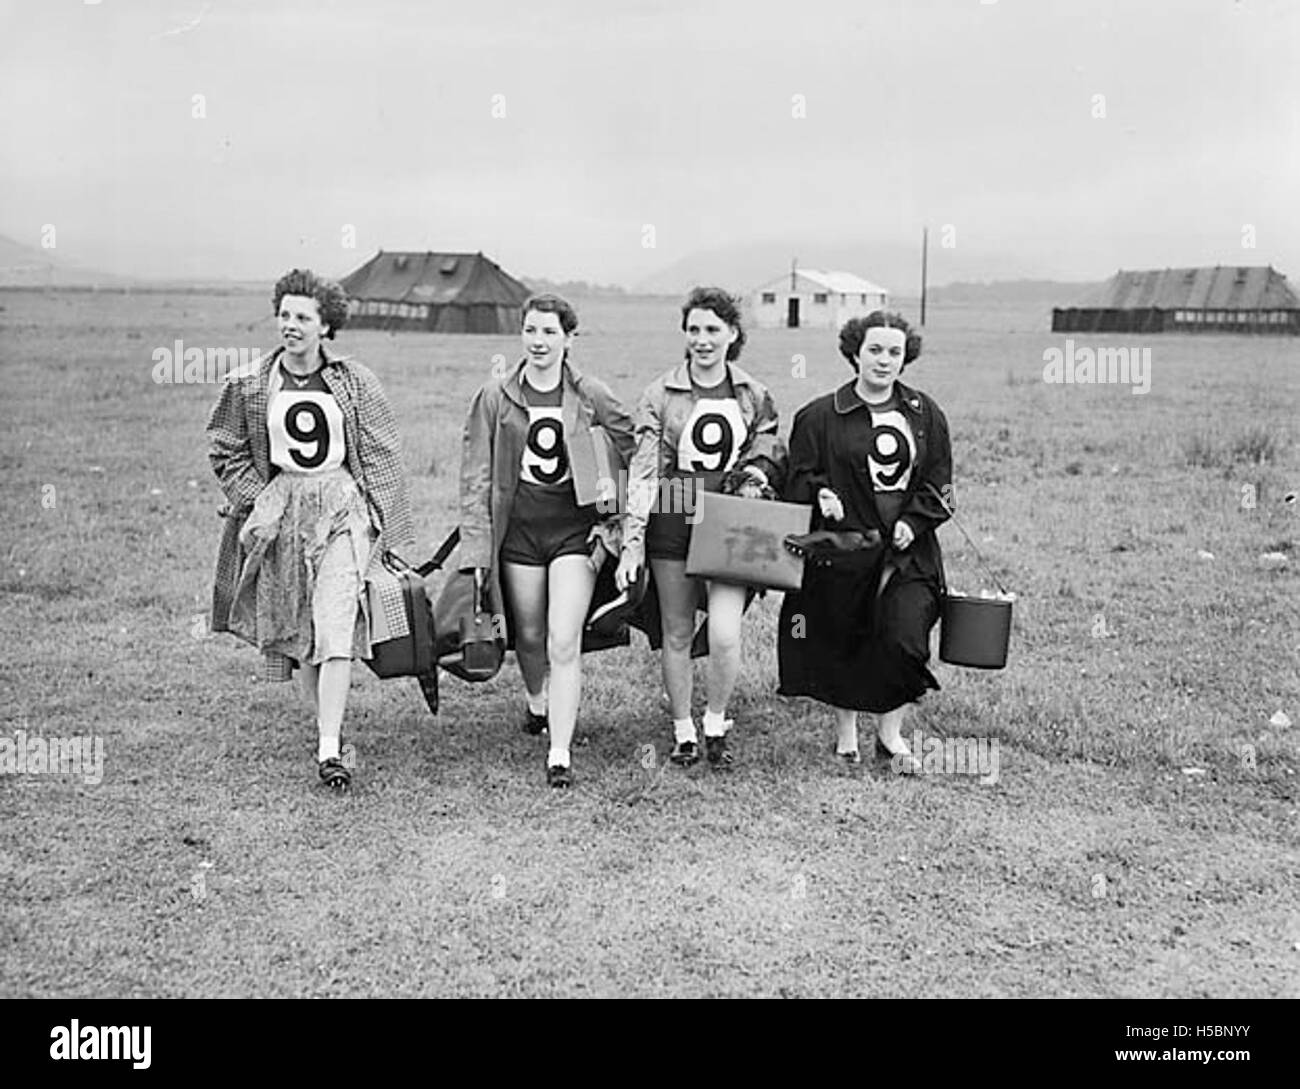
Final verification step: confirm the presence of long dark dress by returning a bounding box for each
[777,379,952,713]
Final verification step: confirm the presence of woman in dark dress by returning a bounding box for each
[778,311,951,772]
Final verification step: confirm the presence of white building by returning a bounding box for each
[750,268,889,330]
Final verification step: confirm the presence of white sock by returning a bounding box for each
[836,721,859,754]
[673,717,697,744]
[547,746,570,769]
[526,690,547,717]
[318,735,340,763]
[702,710,728,737]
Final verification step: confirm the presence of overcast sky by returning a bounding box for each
[1,0,1296,286]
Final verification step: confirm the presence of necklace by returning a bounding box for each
[287,371,314,388]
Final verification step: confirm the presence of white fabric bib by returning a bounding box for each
[677,397,745,475]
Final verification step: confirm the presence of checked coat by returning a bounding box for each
[207,343,415,675]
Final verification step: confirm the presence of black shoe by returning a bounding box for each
[546,762,573,789]
[522,711,549,736]
[669,739,700,766]
[318,756,352,793]
[705,733,733,768]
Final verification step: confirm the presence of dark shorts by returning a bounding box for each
[646,510,693,562]
[500,483,597,567]
[646,474,714,562]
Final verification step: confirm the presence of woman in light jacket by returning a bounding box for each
[459,294,635,787]
[208,268,415,792]
[615,287,786,769]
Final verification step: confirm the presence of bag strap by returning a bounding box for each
[415,527,462,577]
[924,482,1008,595]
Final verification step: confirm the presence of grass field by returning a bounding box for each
[1,286,1297,997]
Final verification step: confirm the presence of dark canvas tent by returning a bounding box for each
[1052,266,1300,334]
[341,250,531,333]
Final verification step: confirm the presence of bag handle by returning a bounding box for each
[415,527,462,577]
[924,482,1009,596]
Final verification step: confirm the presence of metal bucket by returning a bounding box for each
[939,592,1013,669]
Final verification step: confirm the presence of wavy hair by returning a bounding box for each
[272,269,349,339]
[839,310,922,370]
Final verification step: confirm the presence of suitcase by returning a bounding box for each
[366,558,436,679]
[685,491,813,591]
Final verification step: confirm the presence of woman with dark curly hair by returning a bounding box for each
[615,287,787,768]
[207,269,415,792]
[458,294,635,788]
[778,311,951,772]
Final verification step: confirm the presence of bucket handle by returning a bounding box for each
[925,483,1010,596]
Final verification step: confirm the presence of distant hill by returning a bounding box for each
[929,279,1100,309]
[0,233,134,288]
[520,276,629,299]
[632,238,1080,298]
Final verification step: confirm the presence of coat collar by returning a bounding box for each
[502,355,585,408]
[259,342,351,378]
[833,378,925,416]
[664,358,759,393]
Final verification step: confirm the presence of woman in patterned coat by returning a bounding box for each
[207,269,415,792]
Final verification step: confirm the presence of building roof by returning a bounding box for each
[753,268,889,296]
[1069,266,1300,310]
[340,250,530,306]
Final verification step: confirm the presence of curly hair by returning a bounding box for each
[839,310,922,370]
[680,286,746,361]
[521,293,579,335]
[272,269,349,339]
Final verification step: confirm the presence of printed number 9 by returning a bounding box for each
[688,413,734,473]
[526,418,567,484]
[287,401,329,469]
[869,424,910,487]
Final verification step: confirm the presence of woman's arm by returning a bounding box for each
[206,376,266,510]
[590,378,637,469]
[354,365,416,558]
[736,386,788,494]
[458,384,497,570]
[782,401,829,505]
[898,398,953,539]
[620,386,664,557]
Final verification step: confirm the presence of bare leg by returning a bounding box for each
[703,580,747,720]
[501,562,550,709]
[834,706,859,754]
[650,558,697,723]
[544,555,598,762]
[317,657,352,755]
[877,706,908,750]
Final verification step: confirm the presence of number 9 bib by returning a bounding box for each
[268,390,346,473]
[865,408,915,491]
[520,406,571,486]
[677,397,745,474]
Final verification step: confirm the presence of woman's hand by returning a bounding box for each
[817,487,845,522]
[892,519,915,550]
[735,465,769,499]
[615,543,643,592]
[588,538,608,574]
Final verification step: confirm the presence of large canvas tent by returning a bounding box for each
[341,250,531,333]
[1052,266,1300,334]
